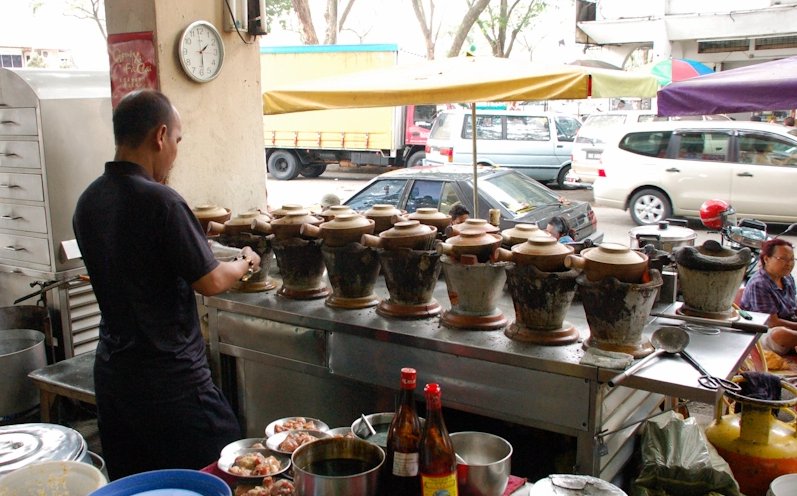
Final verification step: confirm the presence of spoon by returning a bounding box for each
[608,326,690,387]
[361,414,377,437]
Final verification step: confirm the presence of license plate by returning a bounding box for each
[586,152,601,160]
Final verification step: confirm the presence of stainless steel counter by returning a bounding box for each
[204,266,760,481]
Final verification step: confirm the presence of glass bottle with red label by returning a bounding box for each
[385,367,422,495]
[419,383,458,496]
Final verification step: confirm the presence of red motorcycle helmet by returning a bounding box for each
[700,199,736,229]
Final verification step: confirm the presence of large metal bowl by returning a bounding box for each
[451,431,512,496]
[351,413,425,448]
[292,437,384,496]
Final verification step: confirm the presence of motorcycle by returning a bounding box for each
[699,199,797,280]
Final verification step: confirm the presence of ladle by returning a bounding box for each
[608,326,690,387]
[361,414,377,437]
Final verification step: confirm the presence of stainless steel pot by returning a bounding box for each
[292,437,384,496]
[0,423,91,476]
[0,329,46,419]
[629,221,697,253]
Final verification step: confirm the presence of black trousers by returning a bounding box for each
[96,378,241,481]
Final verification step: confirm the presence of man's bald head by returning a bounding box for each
[113,90,176,149]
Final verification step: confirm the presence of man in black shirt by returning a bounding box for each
[73,90,260,480]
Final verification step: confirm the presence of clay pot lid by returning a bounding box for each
[512,235,573,256]
[325,205,355,216]
[409,208,448,220]
[271,204,306,217]
[271,210,318,225]
[380,220,434,238]
[320,213,373,230]
[193,204,228,218]
[502,223,541,239]
[582,242,646,265]
[456,218,500,233]
[226,210,270,226]
[447,229,501,247]
[364,204,402,217]
[629,221,697,242]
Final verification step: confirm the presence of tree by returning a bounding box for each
[446,0,491,57]
[290,0,358,45]
[410,0,440,60]
[473,0,547,58]
[27,53,47,68]
[64,0,107,40]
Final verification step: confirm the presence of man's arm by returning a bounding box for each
[192,246,261,296]
[768,314,797,332]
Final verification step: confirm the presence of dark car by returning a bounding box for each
[344,165,603,242]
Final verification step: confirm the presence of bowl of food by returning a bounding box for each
[265,417,330,438]
[267,429,331,455]
[451,431,513,496]
[327,427,356,439]
[218,449,291,480]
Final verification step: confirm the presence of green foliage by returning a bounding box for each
[474,0,549,58]
[27,53,47,68]
[265,0,293,31]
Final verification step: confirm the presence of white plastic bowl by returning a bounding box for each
[0,460,107,496]
[770,473,797,496]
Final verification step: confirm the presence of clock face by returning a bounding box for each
[179,21,225,83]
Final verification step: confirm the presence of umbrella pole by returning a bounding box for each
[471,104,478,218]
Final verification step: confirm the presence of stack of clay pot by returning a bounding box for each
[319,205,357,223]
[435,223,508,330]
[202,208,276,293]
[495,234,581,345]
[674,240,751,320]
[299,213,381,309]
[363,204,403,234]
[393,208,451,236]
[360,221,442,319]
[445,218,500,239]
[565,243,660,358]
[500,224,543,247]
[250,205,330,300]
[192,204,231,233]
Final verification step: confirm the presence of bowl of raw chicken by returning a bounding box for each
[265,417,330,438]
[218,447,291,480]
[266,429,332,455]
[233,476,295,496]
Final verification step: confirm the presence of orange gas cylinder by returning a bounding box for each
[705,379,797,496]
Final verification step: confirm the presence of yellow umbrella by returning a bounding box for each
[262,55,658,214]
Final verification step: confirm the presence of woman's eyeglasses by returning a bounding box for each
[772,256,796,264]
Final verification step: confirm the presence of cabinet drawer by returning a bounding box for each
[0,233,50,265]
[0,141,41,169]
[0,173,43,201]
[0,108,37,136]
[0,203,47,233]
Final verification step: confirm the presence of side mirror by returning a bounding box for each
[782,223,797,237]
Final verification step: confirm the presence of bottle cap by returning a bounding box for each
[400,368,417,389]
[424,383,441,396]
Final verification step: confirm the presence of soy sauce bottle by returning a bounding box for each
[385,368,422,495]
[419,383,458,496]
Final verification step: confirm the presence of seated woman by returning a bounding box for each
[740,238,797,355]
[546,216,575,244]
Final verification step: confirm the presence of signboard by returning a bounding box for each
[107,31,158,108]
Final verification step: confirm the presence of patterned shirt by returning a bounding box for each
[740,269,797,320]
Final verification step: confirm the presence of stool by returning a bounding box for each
[28,353,95,423]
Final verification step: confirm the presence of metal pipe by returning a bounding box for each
[471,103,478,217]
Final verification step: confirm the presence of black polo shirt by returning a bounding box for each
[73,161,219,399]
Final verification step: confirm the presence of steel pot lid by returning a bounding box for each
[629,221,697,242]
[582,243,647,265]
[320,213,373,230]
[364,204,402,217]
[192,203,228,218]
[0,423,86,475]
[408,208,448,221]
[380,220,435,238]
[512,235,573,257]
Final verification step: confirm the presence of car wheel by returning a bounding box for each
[299,164,327,178]
[268,151,300,180]
[629,189,671,226]
[556,165,572,189]
[406,151,425,168]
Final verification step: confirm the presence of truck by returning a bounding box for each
[260,44,440,180]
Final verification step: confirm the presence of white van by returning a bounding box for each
[572,111,731,184]
[424,109,582,187]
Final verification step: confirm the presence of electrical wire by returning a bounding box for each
[224,0,257,45]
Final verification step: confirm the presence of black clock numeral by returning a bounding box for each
[198,27,204,35]
[182,48,187,55]
[199,68,205,76]
[184,57,191,66]
[211,60,216,66]
[184,37,191,45]
[213,49,218,56]
[210,39,216,46]
[191,67,196,73]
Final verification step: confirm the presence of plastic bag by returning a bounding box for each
[632,411,743,496]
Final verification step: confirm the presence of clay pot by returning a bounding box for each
[193,204,230,232]
[257,210,322,240]
[364,204,403,234]
[494,235,574,272]
[394,208,451,233]
[320,205,357,222]
[501,224,545,246]
[300,213,375,247]
[361,221,437,251]
[270,204,306,219]
[436,229,502,263]
[446,218,501,238]
[207,210,271,236]
[674,241,752,317]
[565,242,648,283]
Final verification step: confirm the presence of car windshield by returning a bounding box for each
[429,113,459,140]
[477,173,559,216]
[345,179,408,210]
[575,114,627,144]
